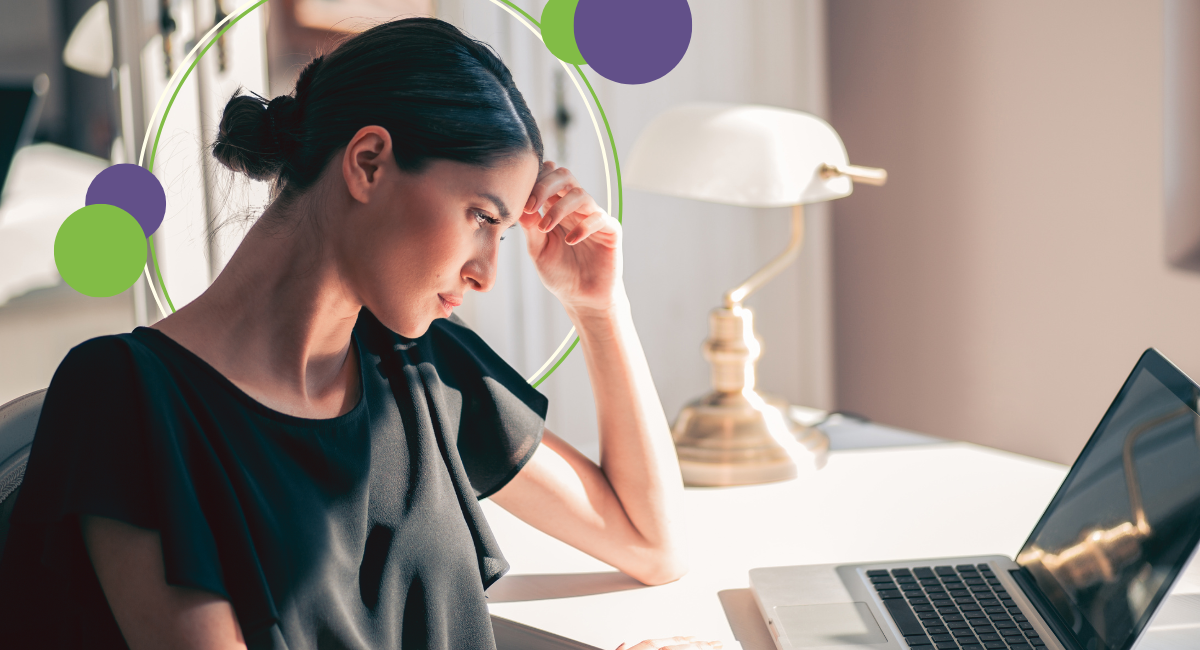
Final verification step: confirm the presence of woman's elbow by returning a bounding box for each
[628,547,689,586]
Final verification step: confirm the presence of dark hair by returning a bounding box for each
[212,17,543,197]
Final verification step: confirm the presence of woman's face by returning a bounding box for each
[340,152,541,338]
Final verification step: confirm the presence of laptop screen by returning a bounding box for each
[1016,349,1200,650]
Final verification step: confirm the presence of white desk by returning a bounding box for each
[483,423,1200,650]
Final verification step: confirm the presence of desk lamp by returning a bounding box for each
[626,103,886,486]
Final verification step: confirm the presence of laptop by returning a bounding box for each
[750,348,1200,650]
[0,74,49,201]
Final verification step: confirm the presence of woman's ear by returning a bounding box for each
[342,125,393,204]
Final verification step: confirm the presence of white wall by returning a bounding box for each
[828,0,1200,464]
[443,0,833,458]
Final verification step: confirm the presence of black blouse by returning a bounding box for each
[0,309,547,649]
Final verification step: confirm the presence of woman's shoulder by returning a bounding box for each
[51,329,179,392]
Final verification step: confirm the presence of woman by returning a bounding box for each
[0,17,719,650]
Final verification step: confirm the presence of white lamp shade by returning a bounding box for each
[63,1,113,79]
[626,103,852,208]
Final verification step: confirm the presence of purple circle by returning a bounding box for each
[85,164,166,237]
[574,0,692,85]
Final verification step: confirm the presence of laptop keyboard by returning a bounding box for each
[867,564,1044,650]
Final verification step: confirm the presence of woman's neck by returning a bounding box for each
[151,200,364,419]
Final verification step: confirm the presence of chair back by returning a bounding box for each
[0,389,45,561]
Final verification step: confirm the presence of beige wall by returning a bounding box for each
[829,1,1200,464]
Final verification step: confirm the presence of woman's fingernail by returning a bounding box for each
[539,217,551,231]
[525,196,536,212]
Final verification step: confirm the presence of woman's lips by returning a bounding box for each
[438,293,462,315]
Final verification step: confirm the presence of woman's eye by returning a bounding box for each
[474,210,505,240]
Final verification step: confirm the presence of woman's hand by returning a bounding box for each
[521,161,622,314]
[616,637,723,650]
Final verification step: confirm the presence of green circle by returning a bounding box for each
[541,0,587,65]
[55,204,147,297]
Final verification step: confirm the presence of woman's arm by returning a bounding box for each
[490,162,687,585]
[490,295,686,585]
[82,515,247,650]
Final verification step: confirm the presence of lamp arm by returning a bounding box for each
[821,162,888,186]
[724,204,805,309]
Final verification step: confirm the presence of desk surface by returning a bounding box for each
[483,426,1200,650]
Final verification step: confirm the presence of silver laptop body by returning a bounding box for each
[750,349,1200,650]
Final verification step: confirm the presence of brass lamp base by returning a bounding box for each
[671,205,831,487]
[673,390,829,486]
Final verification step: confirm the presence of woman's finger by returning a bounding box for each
[525,165,578,215]
[563,210,611,245]
[539,186,594,232]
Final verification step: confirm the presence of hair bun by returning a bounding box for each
[212,90,303,181]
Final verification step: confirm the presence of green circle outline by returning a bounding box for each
[144,0,622,387]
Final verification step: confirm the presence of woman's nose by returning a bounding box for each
[463,249,498,292]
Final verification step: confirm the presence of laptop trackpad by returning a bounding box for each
[774,602,887,647]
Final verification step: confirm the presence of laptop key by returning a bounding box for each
[926,626,949,635]
[913,605,936,613]
[994,621,1016,629]
[892,568,914,576]
[942,613,965,622]
[1030,639,1044,646]
[977,633,1002,642]
[936,566,956,575]
[952,628,975,637]
[1009,645,1032,650]
[915,567,936,578]
[883,597,926,637]
[938,607,960,615]
[931,634,954,642]
[918,612,941,620]
[983,642,1007,649]
[905,635,932,646]
[961,645,984,650]
[935,643,958,650]
[1001,629,1024,637]
[984,607,1007,615]
[879,590,904,599]
[867,569,890,577]
[909,598,931,606]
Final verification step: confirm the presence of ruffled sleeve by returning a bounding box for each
[0,334,279,645]
[428,315,548,499]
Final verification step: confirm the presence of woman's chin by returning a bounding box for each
[372,309,435,339]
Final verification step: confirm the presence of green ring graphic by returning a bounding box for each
[144,0,623,387]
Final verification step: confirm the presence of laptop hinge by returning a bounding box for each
[1009,568,1086,650]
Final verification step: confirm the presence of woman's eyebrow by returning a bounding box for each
[476,192,512,221]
